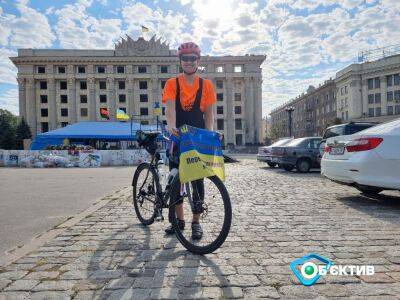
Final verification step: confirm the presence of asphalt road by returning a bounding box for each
[0,167,135,255]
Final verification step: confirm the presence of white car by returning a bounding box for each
[321,118,400,194]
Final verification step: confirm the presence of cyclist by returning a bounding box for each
[162,42,217,240]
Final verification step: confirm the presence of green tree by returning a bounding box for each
[15,117,32,149]
[0,109,17,149]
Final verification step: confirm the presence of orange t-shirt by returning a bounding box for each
[162,74,216,112]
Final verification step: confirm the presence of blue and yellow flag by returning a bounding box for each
[116,109,129,120]
[177,125,225,183]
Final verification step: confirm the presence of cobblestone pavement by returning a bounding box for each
[1,159,400,299]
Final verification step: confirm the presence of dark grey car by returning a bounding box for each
[275,137,322,173]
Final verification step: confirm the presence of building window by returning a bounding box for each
[37,66,46,74]
[341,112,344,119]
[60,81,67,90]
[387,106,393,115]
[80,95,87,103]
[395,105,400,114]
[81,108,88,117]
[116,66,125,73]
[367,78,374,90]
[387,75,393,87]
[119,107,126,113]
[217,93,223,101]
[162,107,166,115]
[345,111,349,120]
[97,66,106,73]
[100,95,107,103]
[119,94,126,102]
[140,107,148,115]
[217,106,223,114]
[368,94,374,104]
[80,81,87,90]
[40,95,48,103]
[345,86,348,94]
[375,107,381,116]
[368,108,374,117]
[77,66,86,74]
[118,81,125,89]
[40,81,47,90]
[61,108,68,117]
[235,119,242,130]
[138,66,147,73]
[61,122,68,127]
[161,80,166,89]
[235,93,241,101]
[375,93,381,103]
[160,66,168,73]
[374,77,380,89]
[141,120,149,125]
[99,81,106,89]
[340,87,344,95]
[41,122,48,132]
[394,74,400,85]
[216,80,223,89]
[139,81,148,89]
[234,65,243,73]
[60,95,68,103]
[41,108,48,117]
[58,66,66,74]
[217,119,224,130]
[235,106,241,114]
[387,91,393,101]
[140,94,148,102]
[395,90,400,101]
[215,66,224,73]
[235,134,243,146]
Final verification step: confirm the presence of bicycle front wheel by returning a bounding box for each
[132,163,159,226]
[171,175,232,254]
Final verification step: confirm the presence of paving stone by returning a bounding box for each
[32,280,77,291]
[0,280,11,291]
[0,292,31,300]
[357,273,396,283]
[24,272,59,281]
[31,291,71,300]
[243,286,280,299]
[150,287,179,299]
[4,280,40,291]
[105,277,135,290]
[0,272,29,281]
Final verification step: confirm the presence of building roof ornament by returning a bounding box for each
[115,35,174,57]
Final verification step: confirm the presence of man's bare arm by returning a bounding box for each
[165,100,177,134]
[204,104,214,131]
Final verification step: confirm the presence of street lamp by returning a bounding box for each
[285,106,295,137]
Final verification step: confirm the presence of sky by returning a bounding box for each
[0,0,399,118]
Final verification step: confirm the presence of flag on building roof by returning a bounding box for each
[100,108,110,120]
[116,109,129,120]
[141,25,149,33]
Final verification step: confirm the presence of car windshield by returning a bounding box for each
[271,138,292,147]
[285,138,307,147]
[347,124,375,134]
[323,126,345,139]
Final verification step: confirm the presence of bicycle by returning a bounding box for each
[131,128,232,254]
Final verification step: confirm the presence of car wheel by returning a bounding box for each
[296,158,311,173]
[267,162,277,168]
[278,164,283,168]
[282,164,294,171]
[355,185,384,195]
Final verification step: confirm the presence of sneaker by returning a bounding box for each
[191,223,203,240]
[165,220,185,235]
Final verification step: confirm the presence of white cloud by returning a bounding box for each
[0,88,18,116]
[54,1,122,49]
[0,48,18,85]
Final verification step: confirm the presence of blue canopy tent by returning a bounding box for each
[30,121,160,150]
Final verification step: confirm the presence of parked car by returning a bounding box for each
[257,137,293,167]
[318,122,377,163]
[321,118,400,194]
[275,137,322,172]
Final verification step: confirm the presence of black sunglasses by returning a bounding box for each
[181,56,198,62]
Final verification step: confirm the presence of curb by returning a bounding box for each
[0,186,130,268]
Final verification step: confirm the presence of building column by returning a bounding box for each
[380,75,387,115]
[253,77,262,144]
[361,79,369,118]
[17,78,26,119]
[225,77,234,145]
[25,78,37,136]
[152,77,158,124]
[48,78,57,130]
[108,77,116,120]
[127,77,134,118]
[68,78,77,124]
[88,77,96,121]
[244,77,255,144]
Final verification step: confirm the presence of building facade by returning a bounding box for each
[270,80,336,139]
[11,36,265,147]
[335,54,400,123]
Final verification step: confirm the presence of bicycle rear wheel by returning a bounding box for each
[132,163,159,225]
[171,175,232,254]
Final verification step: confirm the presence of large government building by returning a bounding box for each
[10,36,265,148]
